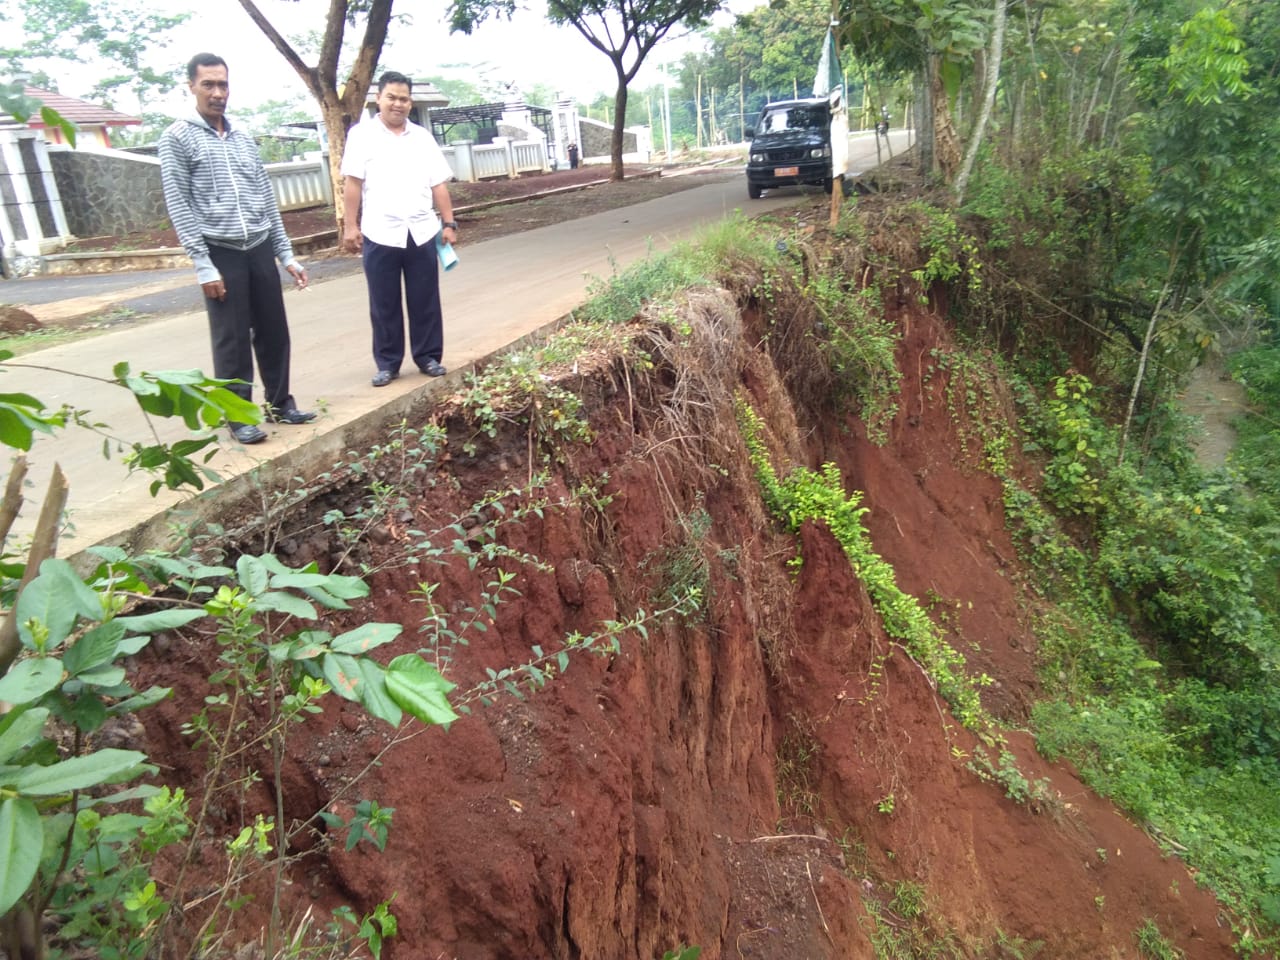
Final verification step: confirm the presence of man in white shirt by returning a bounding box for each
[340,71,458,387]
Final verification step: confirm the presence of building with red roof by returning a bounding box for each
[21,86,140,149]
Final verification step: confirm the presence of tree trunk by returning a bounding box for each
[954,0,1007,204]
[1119,293,1166,466]
[930,59,963,181]
[611,68,629,181]
[1120,242,1181,465]
[916,71,935,177]
[235,0,393,226]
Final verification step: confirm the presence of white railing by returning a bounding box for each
[264,159,331,211]
[444,137,550,182]
[513,141,545,173]
[472,142,515,180]
[260,138,551,202]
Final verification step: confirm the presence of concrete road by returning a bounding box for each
[1,130,911,555]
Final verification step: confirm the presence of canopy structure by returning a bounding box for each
[428,102,553,144]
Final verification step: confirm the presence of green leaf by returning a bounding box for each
[107,686,171,715]
[385,655,458,726]
[113,608,204,632]
[65,694,109,733]
[40,105,77,146]
[0,659,65,704]
[292,569,373,610]
[0,707,49,765]
[253,591,318,620]
[77,665,128,688]
[63,621,127,677]
[12,748,147,796]
[352,658,402,726]
[0,393,62,450]
[203,385,259,426]
[331,622,402,655]
[16,558,103,648]
[270,631,328,662]
[0,796,42,915]
[321,652,365,702]
[236,555,270,596]
[117,636,152,656]
[268,571,366,592]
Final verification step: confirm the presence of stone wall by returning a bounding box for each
[49,148,169,239]
[577,117,636,159]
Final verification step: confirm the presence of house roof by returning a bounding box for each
[23,86,141,127]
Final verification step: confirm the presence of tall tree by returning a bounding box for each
[953,0,1007,203]
[1117,1,1269,460]
[839,0,991,178]
[233,0,394,226]
[0,0,189,107]
[448,0,723,180]
[699,0,827,99]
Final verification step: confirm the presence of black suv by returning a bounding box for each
[745,98,834,199]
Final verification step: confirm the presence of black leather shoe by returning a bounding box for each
[419,359,447,377]
[228,422,267,445]
[372,370,399,387]
[266,404,316,425]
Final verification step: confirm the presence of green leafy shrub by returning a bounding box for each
[805,274,902,443]
[737,397,988,728]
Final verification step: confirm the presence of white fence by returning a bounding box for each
[265,159,331,211]
[266,136,551,206]
[435,136,550,183]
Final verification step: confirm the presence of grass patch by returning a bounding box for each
[1000,359,1280,953]
[1,308,148,356]
[736,396,990,730]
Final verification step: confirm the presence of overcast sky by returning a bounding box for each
[27,0,754,117]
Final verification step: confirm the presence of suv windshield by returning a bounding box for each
[759,105,827,133]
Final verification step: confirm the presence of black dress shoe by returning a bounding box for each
[372,369,399,387]
[266,404,317,425]
[228,422,267,444]
[419,359,447,377]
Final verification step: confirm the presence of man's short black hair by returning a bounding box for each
[377,71,413,92]
[188,53,228,81]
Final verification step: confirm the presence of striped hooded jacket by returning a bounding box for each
[158,114,298,284]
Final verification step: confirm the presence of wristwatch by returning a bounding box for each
[443,220,458,229]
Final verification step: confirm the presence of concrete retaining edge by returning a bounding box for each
[67,310,568,576]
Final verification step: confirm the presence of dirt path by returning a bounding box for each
[1183,357,1247,469]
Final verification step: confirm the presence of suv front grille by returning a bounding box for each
[762,147,808,163]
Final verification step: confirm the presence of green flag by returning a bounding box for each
[813,28,843,98]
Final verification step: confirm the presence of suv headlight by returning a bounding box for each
[809,146,831,158]
[750,153,766,163]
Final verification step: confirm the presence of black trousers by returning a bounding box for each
[362,233,443,374]
[206,240,293,410]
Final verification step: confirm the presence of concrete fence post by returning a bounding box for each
[452,141,476,182]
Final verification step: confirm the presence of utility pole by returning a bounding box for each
[662,62,673,156]
[696,73,703,149]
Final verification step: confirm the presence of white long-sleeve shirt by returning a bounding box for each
[340,115,454,248]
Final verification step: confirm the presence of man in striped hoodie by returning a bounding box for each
[159,52,315,445]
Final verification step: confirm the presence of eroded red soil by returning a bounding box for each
[126,218,1239,960]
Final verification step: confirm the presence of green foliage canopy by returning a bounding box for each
[0,0,189,107]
